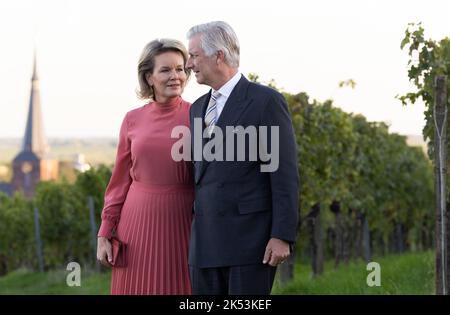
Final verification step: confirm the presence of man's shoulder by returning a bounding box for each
[191,93,209,110]
[247,80,283,100]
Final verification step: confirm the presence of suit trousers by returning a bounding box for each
[189,264,277,295]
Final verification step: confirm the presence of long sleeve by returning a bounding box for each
[261,91,299,243]
[98,113,132,238]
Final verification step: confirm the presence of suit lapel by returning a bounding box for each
[194,94,211,184]
[196,76,252,183]
[215,79,250,134]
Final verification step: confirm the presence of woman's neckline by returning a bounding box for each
[151,96,182,112]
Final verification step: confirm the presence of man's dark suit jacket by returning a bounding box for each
[189,75,299,268]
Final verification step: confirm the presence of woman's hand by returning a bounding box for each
[97,236,113,267]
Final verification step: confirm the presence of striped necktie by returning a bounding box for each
[204,90,221,137]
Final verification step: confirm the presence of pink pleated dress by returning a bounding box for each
[98,96,194,295]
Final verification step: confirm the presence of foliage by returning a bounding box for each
[248,74,434,259]
[0,73,435,276]
[0,166,111,272]
[0,192,33,272]
[398,22,450,159]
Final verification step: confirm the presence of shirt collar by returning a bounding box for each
[213,71,242,98]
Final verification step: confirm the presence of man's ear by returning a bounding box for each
[216,50,225,65]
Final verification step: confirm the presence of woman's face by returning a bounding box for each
[147,51,187,103]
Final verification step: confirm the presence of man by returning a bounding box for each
[186,21,299,295]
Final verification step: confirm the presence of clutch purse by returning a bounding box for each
[111,238,127,268]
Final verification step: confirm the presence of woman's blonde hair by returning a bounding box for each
[137,38,191,100]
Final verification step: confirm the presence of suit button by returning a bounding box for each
[218,183,224,188]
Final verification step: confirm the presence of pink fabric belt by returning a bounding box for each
[130,180,194,193]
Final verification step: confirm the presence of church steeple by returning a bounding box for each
[11,49,59,199]
[22,49,49,158]
[31,49,39,81]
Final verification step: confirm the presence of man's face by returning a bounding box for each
[186,34,218,86]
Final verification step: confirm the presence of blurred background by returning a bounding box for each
[0,0,448,294]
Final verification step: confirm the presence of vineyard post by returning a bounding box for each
[88,196,100,272]
[33,206,44,272]
[434,75,448,295]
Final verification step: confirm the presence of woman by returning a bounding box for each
[96,39,194,295]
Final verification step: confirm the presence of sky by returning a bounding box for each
[0,0,448,139]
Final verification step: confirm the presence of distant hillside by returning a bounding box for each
[405,134,428,155]
[0,138,117,166]
[0,134,429,166]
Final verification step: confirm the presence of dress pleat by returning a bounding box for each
[99,98,194,295]
[111,184,193,294]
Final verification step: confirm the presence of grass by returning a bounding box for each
[272,251,434,294]
[0,267,111,294]
[0,251,434,295]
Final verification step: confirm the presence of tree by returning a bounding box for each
[399,22,450,294]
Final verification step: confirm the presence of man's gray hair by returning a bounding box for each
[187,21,240,67]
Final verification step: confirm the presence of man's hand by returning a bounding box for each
[263,237,290,267]
[97,236,113,267]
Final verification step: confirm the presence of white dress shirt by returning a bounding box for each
[211,71,242,120]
